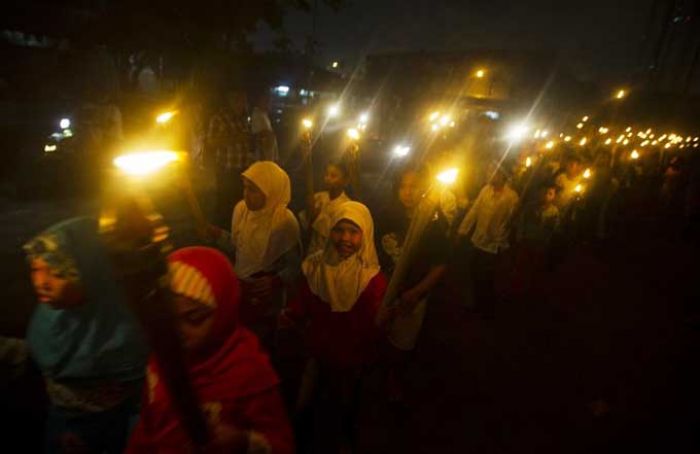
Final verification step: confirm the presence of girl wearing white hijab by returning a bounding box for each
[212,161,300,343]
[283,201,386,452]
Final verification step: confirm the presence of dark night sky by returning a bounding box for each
[252,0,656,83]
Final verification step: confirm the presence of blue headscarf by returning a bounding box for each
[25,217,148,382]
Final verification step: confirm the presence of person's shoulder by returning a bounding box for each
[278,209,301,237]
[368,271,388,293]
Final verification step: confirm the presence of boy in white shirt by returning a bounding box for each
[458,163,519,318]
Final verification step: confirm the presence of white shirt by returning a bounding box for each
[251,107,279,162]
[458,184,519,254]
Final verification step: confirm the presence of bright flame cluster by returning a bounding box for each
[113,151,181,176]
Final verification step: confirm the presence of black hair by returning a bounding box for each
[325,160,350,178]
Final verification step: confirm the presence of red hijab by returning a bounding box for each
[129,247,279,450]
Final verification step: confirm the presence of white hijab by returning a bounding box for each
[302,201,381,312]
[232,161,300,279]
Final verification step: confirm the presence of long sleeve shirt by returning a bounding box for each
[458,184,519,254]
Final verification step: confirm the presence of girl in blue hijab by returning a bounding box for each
[24,217,148,453]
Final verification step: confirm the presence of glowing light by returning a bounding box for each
[579,137,588,146]
[331,61,339,68]
[436,168,459,185]
[156,111,177,124]
[327,103,341,118]
[439,114,451,126]
[541,130,549,137]
[693,137,699,142]
[680,144,686,149]
[506,123,530,142]
[598,127,609,134]
[301,118,314,130]
[659,134,668,141]
[652,140,658,145]
[686,136,692,142]
[545,141,555,149]
[533,129,541,139]
[626,127,632,132]
[604,138,613,145]
[274,85,290,96]
[623,139,630,145]
[615,89,627,100]
[62,129,73,138]
[393,144,411,158]
[358,112,370,124]
[431,124,439,132]
[564,136,572,142]
[583,168,592,179]
[347,128,360,140]
[582,116,589,122]
[429,111,440,122]
[59,118,71,129]
[664,143,671,149]
[475,69,486,78]
[113,151,181,176]
[525,157,532,167]
[574,184,584,194]
[641,140,650,146]
[630,150,639,160]
[576,123,584,129]
[44,144,57,153]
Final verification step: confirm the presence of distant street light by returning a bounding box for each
[475,69,486,78]
[327,103,341,118]
[615,89,627,100]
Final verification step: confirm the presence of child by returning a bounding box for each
[128,247,293,453]
[23,217,148,454]
[457,162,519,318]
[380,167,449,351]
[283,201,386,453]
[211,161,301,347]
[304,161,351,257]
[379,168,450,401]
[512,184,561,297]
[518,184,561,245]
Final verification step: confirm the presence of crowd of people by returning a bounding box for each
[2,86,700,453]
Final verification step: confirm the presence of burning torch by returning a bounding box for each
[100,148,210,446]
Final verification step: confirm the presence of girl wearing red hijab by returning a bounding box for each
[128,247,293,453]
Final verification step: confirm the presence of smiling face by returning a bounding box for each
[30,257,84,309]
[330,219,363,259]
[173,295,215,354]
[243,177,266,211]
